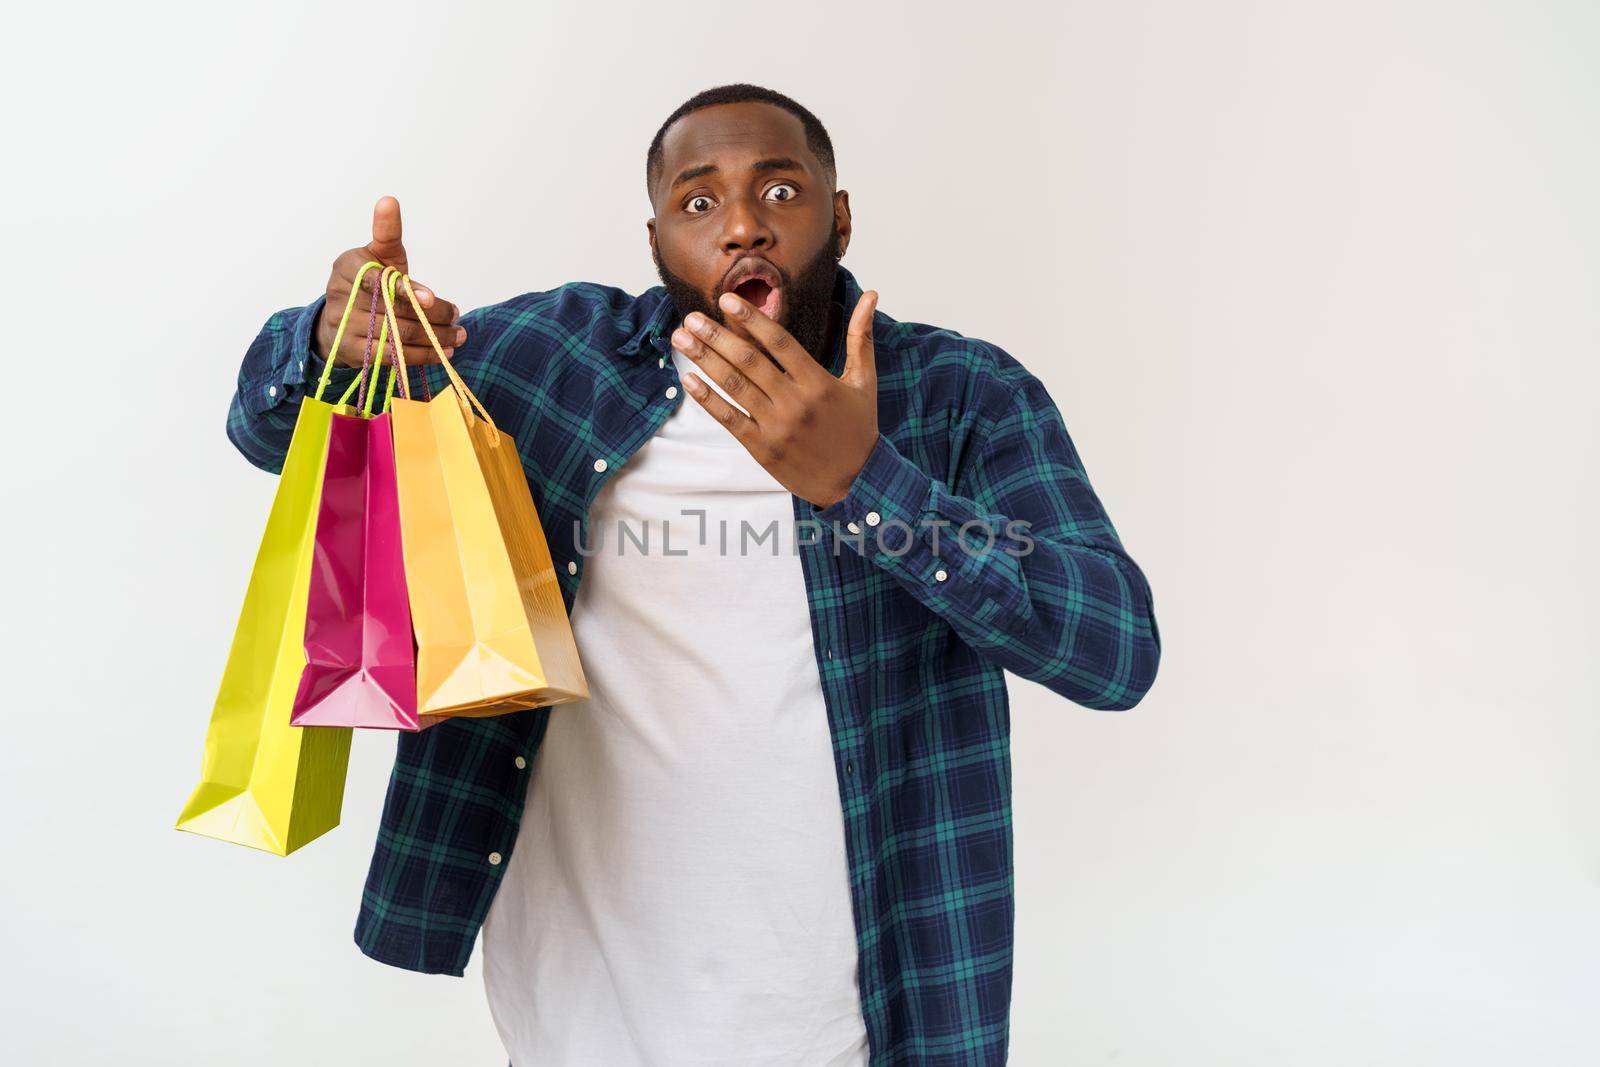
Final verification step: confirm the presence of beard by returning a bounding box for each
[652,227,844,363]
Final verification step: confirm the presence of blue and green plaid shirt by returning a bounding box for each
[228,262,1161,1066]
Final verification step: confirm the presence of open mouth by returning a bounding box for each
[731,277,783,320]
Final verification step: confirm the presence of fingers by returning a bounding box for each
[371,316,458,368]
[680,369,760,446]
[324,213,470,367]
[715,291,809,378]
[716,301,762,348]
[366,195,407,266]
[351,261,429,303]
[329,287,463,336]
[382,336,452,367]
[381,313,465,353]
[843,290,879,387]
[396,323,467,356]
[353,272,458,325]
[328,254,460,327]
[333,303,464,361]
[671,312,781,418]
[338,251,432,303]
[334,324,461,367]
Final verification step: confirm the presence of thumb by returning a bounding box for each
[843,290,878,389]
[366,195,408,269]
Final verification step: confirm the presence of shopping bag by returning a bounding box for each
[175,261,386,855]
[381,271,590,716]
[290,268,442,732]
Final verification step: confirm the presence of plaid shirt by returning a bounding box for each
[227,263,1161,1066]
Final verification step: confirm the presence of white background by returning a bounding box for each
[2,1,1596,1064]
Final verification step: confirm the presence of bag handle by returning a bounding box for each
[317,259,391,404]
[402,272,493,429]
[354,270,399,415]
[375,266,431,410]
[380,269,493,430]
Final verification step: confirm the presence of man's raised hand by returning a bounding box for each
[313,195,467,366]
[671,288,881,509]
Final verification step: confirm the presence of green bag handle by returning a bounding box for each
[354,285,398,418]
[315,259,397,409]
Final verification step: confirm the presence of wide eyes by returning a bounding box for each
[685,182,799,214]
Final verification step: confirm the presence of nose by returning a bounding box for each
[718,193,774,254]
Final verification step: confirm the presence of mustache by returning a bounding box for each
[653,249,841,359]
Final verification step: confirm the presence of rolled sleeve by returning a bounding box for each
[229,293,367,472]
[237,293,365,417]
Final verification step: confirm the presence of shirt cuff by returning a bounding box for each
[238,293,358,416]
[807,431,949,587]
[811,432,931,532]
[807,431,1033,637]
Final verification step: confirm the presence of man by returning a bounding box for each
[228,83,1161,1067]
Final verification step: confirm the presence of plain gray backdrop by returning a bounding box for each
[2,1,1596,1064]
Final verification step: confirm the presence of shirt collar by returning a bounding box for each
[620,263,867,379]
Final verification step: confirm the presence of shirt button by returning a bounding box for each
[935,568,948,582]
[593,458,608,473]
[865,511,881,527]
[665,386,678,399]
[515,756,527,770]
[845,761,855,776]
[658,357,666,368]
[488,852,503,866]
[566,560,577,575]
[267,385,278,398]
[827,647,834,659]
[846,522,861,534]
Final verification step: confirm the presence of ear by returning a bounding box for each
[834,190,853,257]
[646,217,657,257]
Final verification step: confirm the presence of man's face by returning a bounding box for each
[648,101,851,361]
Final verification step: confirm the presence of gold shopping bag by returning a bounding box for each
[381,271,589,716]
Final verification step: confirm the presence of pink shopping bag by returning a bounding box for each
[290,270,441,732]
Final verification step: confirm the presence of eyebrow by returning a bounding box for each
[668,156,807,194]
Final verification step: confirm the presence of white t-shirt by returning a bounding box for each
[481,346,871,1066]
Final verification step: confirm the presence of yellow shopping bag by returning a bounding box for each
[381,271,589,716]
[176,262,391,855]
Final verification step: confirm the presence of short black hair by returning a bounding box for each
[646,83,836,202]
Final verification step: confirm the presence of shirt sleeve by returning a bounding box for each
[225,293,368,474]
[807,357,1161,711]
